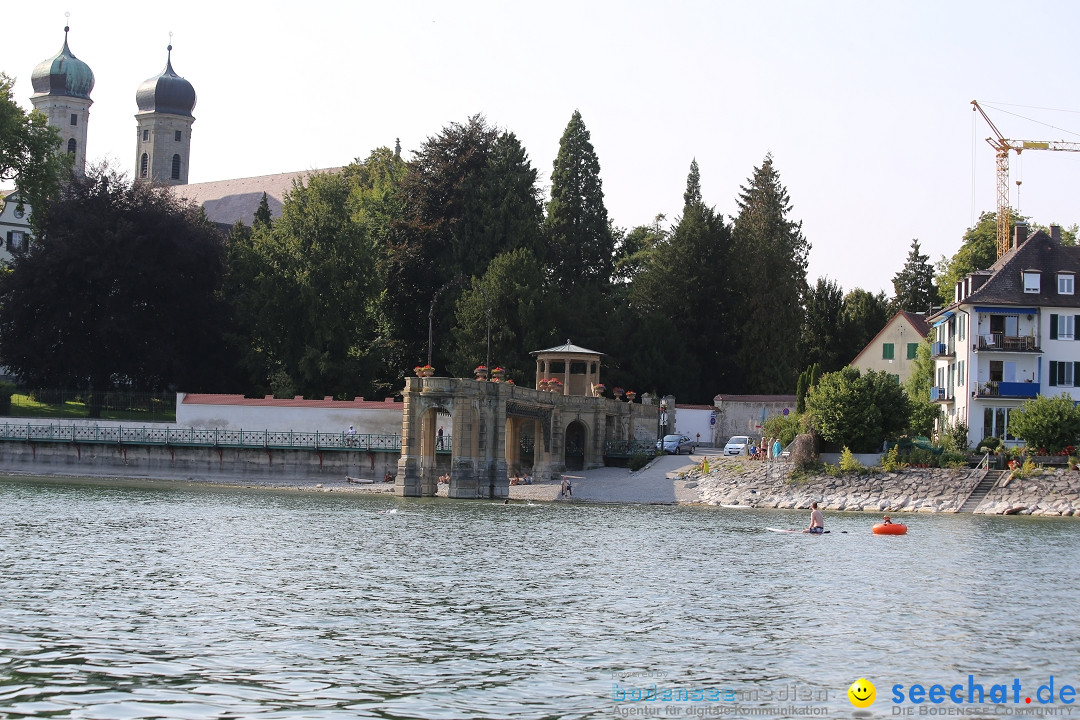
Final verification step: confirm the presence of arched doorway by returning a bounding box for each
[564,420,587,471]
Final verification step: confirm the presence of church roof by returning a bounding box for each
[531,340,605,356]
[31,26,94,100]
[136,46,196,117]
[177,168,342,229]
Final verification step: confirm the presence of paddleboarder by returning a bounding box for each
[804,502,825,534]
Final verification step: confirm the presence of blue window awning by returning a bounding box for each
[931,311,955,328]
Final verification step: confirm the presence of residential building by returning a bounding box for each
[929,222,1080,448]
[0,191,33,264]
[849,311,930,385]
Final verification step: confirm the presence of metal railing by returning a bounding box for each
[0,423,405,452]
[604,439,658,457]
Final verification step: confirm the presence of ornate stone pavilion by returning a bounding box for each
[396,342,657,498]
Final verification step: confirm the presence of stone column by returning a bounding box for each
[449,395,479,498]
[396,379,423,497]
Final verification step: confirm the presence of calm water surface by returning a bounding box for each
[0,476,1078,719]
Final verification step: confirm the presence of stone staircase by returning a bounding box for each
[958,469,1005,513]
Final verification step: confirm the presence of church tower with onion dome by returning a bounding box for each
[134,41,196,185]
[30,23,95,176]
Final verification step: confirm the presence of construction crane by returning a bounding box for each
[971,100,1080,258]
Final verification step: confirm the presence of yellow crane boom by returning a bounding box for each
[971,100,1080,258]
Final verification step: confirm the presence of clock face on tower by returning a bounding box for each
[13,207,24,219]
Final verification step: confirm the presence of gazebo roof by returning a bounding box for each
[530,340,605,356]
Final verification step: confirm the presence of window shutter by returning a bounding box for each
[1051,314,1059,340]
[5,231,11,251]
[1076,316,1080,340]
[1049,361,1058,386]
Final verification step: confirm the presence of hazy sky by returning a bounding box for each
[8,0,1080,297]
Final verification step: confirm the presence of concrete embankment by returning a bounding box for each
[0,439,400,487]
[691,456,1080,516]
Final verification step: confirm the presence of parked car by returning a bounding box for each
[724,435,752,456]
[656,434,696,455]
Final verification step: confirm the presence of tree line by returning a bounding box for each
[3,90,1042,405]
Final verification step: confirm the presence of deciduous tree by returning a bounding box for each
[1008,393,1080,454]
[804,367,911,452]
[0,164,234,403]
[0,73,72,212]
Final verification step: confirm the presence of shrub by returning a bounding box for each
[764,413,802,448]
[839,446,862,473]
[1007,393,1080,455]
[628,452,652,471]
[0,381,14,414]
[977,436,1001,453]
[941,419,970,452]
[880,445,907,472]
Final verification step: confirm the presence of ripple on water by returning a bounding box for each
[0,478,1078,718]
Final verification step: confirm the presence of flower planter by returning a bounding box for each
[625,391,637,402]
[491,368,505,381]
[474,366,489,380]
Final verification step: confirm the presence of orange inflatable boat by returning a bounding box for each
[872,523,907,535]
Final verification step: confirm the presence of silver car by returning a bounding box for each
[724,435,751,456]
[656,434,696,455]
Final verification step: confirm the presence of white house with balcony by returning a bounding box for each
[930,223,1080,448]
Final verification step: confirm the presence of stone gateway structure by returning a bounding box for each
[395,377,657,498]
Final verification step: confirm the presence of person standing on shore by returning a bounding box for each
[772,438,782,460]
[804,502,825,534]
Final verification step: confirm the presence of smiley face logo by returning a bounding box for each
[848,678,876,708]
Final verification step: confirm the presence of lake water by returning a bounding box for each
[1,476,1078,719]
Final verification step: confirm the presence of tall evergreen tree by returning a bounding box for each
[626,160,734,401]
[683,158,702,209]
[543,110,615,347]
[730,154,810,393]
[892,238,936,314]
[545,110,614,286]
[838,288,891,364]
[800,277,846,373]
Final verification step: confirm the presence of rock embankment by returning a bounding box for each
[689,456,1079,516]
[977,468,1080,516]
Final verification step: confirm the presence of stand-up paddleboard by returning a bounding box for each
[766,527,831,534]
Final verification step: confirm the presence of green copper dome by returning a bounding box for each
[31,26,95,101]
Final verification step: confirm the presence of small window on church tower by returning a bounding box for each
[67,138,76,155]
[171,154,181,180]
[175,131,182,142]
[70,113,78,126]
[142,129,149,142]
[140,153,149,179]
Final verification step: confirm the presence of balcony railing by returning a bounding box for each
[974,381,1040,399]
[931,342,954,357]
[977,334,1039,352]
[930,387,952,402]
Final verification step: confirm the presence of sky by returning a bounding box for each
[8,0,1080,297]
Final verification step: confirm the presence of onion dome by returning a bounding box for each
[135,45,196,117]
[31,26,95,100]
